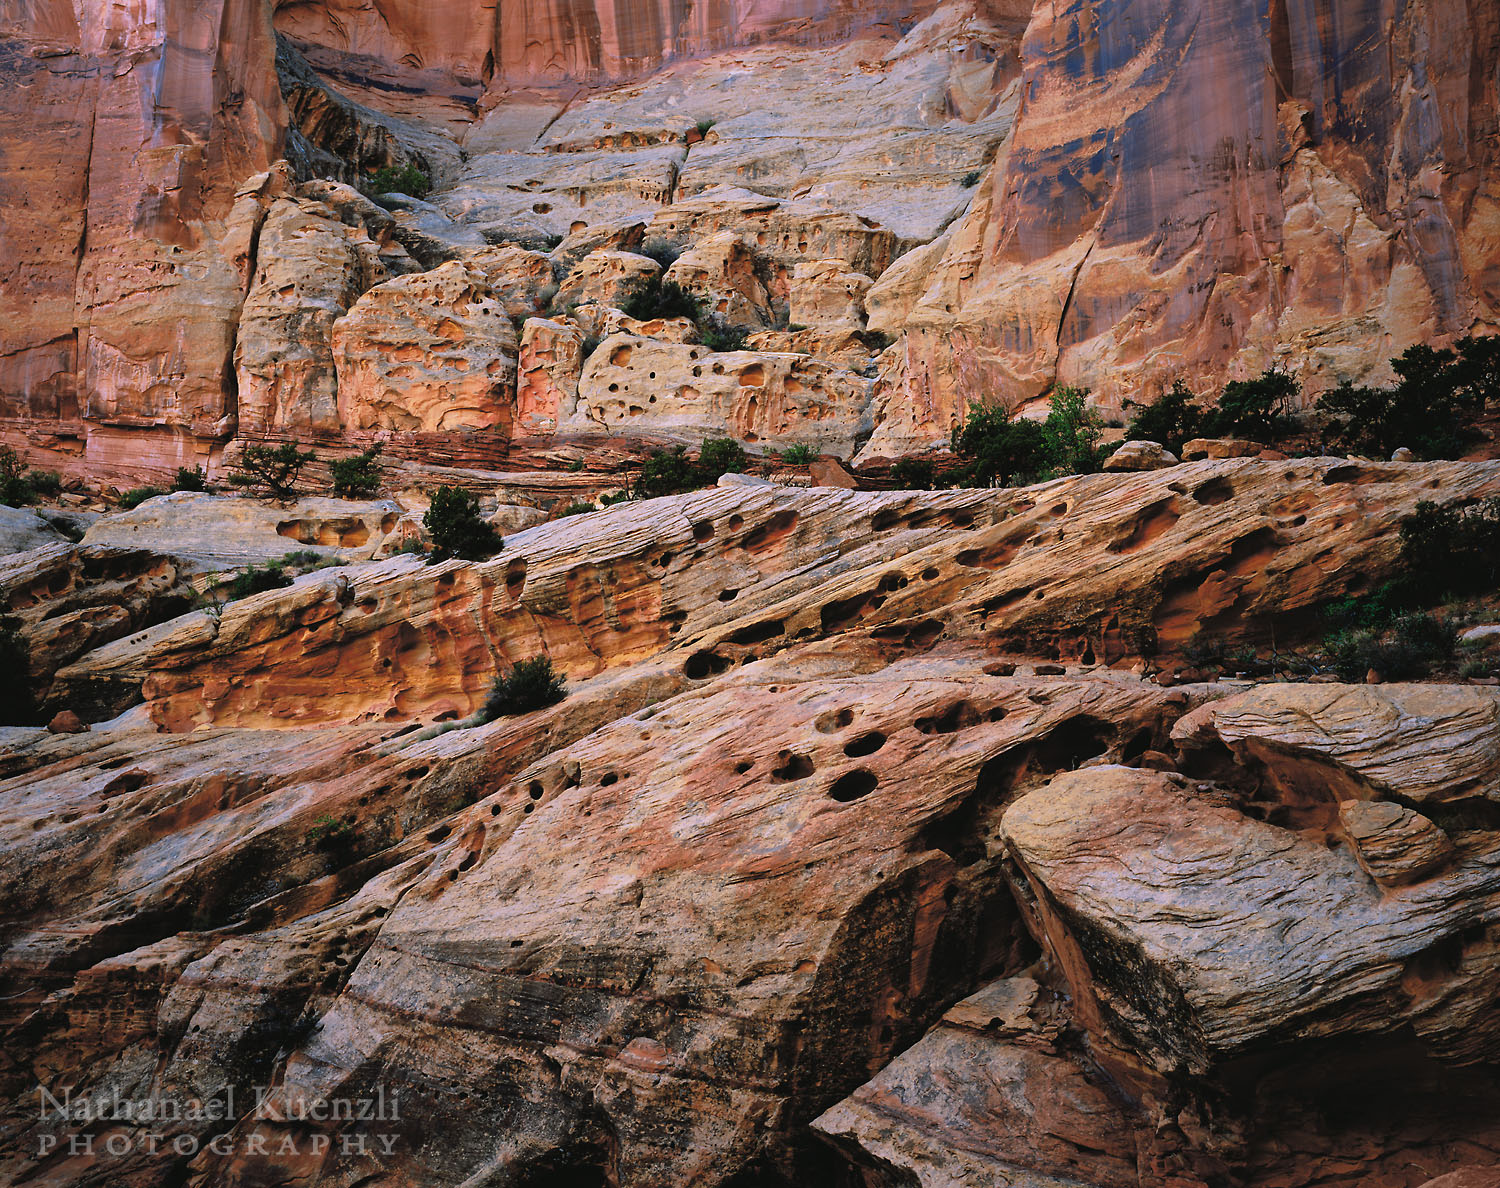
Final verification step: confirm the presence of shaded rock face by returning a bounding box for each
[4,461,1500,1186]
[892,0,1500,430]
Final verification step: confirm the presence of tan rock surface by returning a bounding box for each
[1339,800,1456,888]
[790,258,873,328]
[332,261,519,435]
[516,317,587,437]
[555,250,663,311]
[573,334,874,450]
[664,231,774,329]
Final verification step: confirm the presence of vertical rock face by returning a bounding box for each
[892,0,1500,432]
[0,0,285,437]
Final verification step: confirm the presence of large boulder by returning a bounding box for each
[515,317,587,436]
[555,250,662,311]
[663,231,773,329]
[332,261,518,435]
[789,258,872,328]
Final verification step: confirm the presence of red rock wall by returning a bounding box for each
[896,0,1500,423]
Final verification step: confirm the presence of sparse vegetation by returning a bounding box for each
[1323,610,1457,681]
[890,458,937,490]
[119,486,167,509]
[779,444,818,466]
[228,563,294,601]
[365,162,430,199]
[635,446,699,499]
[698,436,748,481]
[1399,498,1500,597]
[1212,368,1300,443]
[229,442,317,500]
[424,486,503,563]
[330,445,382,498]
[699,317,749,353]
[692,118,717,138]
[28,470,61,497]
[961,170,982,187]
[622,277,702,323]
[173,466,209,492]
[558,502,596,517]
[0,447,63,506]
[1124,381,1206,455]
[483,656,567,720]
[951,387,1105,487]
[306,814,356,853]
[1040,387,1106,475]
[639,242,682,270]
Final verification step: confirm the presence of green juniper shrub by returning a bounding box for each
[567,459,586,473]
[281,550,323,568]
[1399,498,1500,596]
[0,617,35,725]
[639,242,682,270]
[599,491,633,506]
[1319,371,1471,460]
[890,457,937,490]
[330,444,383,498]
[0,447,35,506]
[559,502,597,517]
[787,323,809,333]
[392,537,429,557]
[306,814,356,853]
[1041,386,1106,475]
[1207,367,1299,442]
[580,334,603,360]
[698,317,749,353]
[173,466,208,492]
[636,446,696,498]
[693,118,717,137]
[961,170,983,187]
[858,329,895,352]
[483,656,567,720]
[780,443,818,466]
[229,563,294,600]
[1449,334,1500,407]
[27,470,62,498]
[423,486,503,563]
[622,277,702,323]
[119,486,167,509]
[1323,612,1456,681]
[229,442,317,499]
[542,233,565,252]
[365,163,430,199]
[1124,381,1207,455]
[951,402,1050,488]
[697,436,747,482]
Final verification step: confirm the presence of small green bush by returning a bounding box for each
[780,444,818,466]
[0,447,35,506]
[636,446,698,499]
[639,242,682,270]
[173,466,208,492]
[424,486,503,563]
[1040,386,1106,475]
[229,564,294,600]
[330,445,382,498]
[120,486,167,509]
[229,443,317,499]
[558,502,596,518]
[890,458,936,490]
[28,470,61,497]
[1125,381,1206,455]
[306,814,356,853]
[698,436,747,481]
[858,330,895,352]
[622,278,702,323]
[365,163,430,199]
[1324,612,1456,681]
[951,402,1050,488]
[699,319,749,353]
[787,323,809,333]
[961,170,982,187]
[483,656,567,720]
[1209,368,1299,442]
[693,118,717,137]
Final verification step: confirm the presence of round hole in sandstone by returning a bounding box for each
[735,760,753,774]
[719,588,738,601]
[600,772,618,787]
[427,825,452,843]
[843,731,887,758]
[684,650,730,680]
[771,752,815,781]
[814,707,856,733]
[921,567,939,580]
[528,781,543,800]
[532,202,552,213]
[728,514,744,531]
[523,803,534,814]
[829,770,878,802]
[490,804,501,816]
[693,520,714,542]
[506,561,527,598]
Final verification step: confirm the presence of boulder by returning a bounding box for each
[789,258,872,328]
[1338,799,1455,887]
[1103,440,1179,471]
[515,318,587,436]
[0,505,68,556]
[332,261,518,434]
[1181,438,1263,461]
[574,334,873,452]
[465,244,558,320]
[554,250,662,310]
[46,710,86,734]
[663,231,773,329]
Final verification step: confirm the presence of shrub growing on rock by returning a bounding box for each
[424,486,503,563]
[699,317,749,353]
[0,617,35,725]
[229,564,294,600]
[306,814,356,853]
[1125,381,1206,455]
[952,402,1049,487]
[1318,341,1486,460]
[698,436,747,481]
[173,466,208,492]
[119,486,167,509]
[0,447,35,506]
[330,445,382,498]
[890,458,936,490]
[780,444,817,466]
[229,443,317,500]
[365,163,430,199]
[622,278,701,323]
[1209,368,1299,442]
[1399,498,1500,596]
[483,656,567,720]
[636,446,698,498]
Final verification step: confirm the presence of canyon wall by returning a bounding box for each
[0,0,1497,481]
